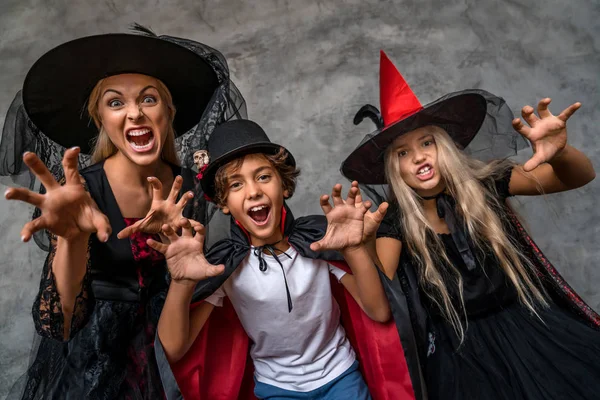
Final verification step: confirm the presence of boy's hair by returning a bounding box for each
[213,147,300,207]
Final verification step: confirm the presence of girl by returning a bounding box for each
[341,51,600,399]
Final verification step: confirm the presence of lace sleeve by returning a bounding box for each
[31,179,95,341]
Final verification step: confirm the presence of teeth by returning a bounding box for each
[127,129,151,137]
[250,205,267,212]
[418,166,431,175]
[130,142,153,150]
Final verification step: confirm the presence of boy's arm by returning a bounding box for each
[338,245,391,322]
[158,282,215,363]
[147,218,224,364]
[311,183,391,322]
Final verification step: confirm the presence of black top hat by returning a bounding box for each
[200,119,296,199]
[22,33,221,154]
[341,51,487,184]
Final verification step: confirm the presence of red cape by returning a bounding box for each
[171,261,415,400]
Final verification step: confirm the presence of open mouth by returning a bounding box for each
[126,128,155,152]
[247,204,271,226]
[416,164,434,180]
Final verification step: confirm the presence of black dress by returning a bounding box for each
[381,173,600,400]
[9,161,192,400]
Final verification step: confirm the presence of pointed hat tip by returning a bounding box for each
[378,50,422,126]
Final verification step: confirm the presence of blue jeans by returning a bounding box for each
[253,361,372,400]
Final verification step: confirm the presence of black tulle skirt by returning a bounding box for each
[7,297,166,400]
[426,302,600,400]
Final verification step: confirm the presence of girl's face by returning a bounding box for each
[96,73,171,166]
[390,126,445,197]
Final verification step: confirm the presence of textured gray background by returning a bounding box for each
[0,0,598,395]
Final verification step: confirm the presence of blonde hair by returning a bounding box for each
[86,76,179,165]
[384,126,547,341]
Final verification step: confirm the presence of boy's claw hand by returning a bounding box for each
[350,181,388,242]
[310,183,370,252]
[147,218,224,283]
[117,175,193,239]
[512,98,580,172]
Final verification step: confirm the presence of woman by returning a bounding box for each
[341,51,600,399]
[2,27,245,399]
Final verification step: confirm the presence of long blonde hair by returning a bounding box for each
[86,76,179,165]
[384,126,547,341]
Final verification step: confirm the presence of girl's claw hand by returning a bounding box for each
[5,147,111,242]
[117,175,193,239]
[147,218,224,283]
[512,98,580,172]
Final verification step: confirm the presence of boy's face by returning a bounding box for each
[221,153,289,246]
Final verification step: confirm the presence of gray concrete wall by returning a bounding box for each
[0,0,598,395]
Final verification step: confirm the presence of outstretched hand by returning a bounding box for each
[4,147,111,242]
[310,183,371,252]
[350,181,388,243]
[117,175,193,239]
[512,98,580,172]
[147,218,224,284]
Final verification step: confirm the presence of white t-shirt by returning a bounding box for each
[205,245,356,392]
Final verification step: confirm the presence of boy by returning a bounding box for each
[150,119,413,399]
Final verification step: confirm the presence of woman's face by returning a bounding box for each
[389,126,446,196]
[96,73,171,166]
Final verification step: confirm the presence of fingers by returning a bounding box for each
[520,105,538,127]
[352,181,363,204]
[558,102,581,122]
[310,241,322,252]
[62,147,82,185]
[168,175,183,202]
[189,220,206,244]
[512,118,531,138]
[176,191,194,210]
[147,177,163,201]
[331,184,344,206]
[361,199,373,214]
[522,153,547,172]
[319,194,333,215]
[207,264,225,277]
[161,223,179,243]
[92,211,112,242]
[147,238,169,254]
[537,98,552,119]
[116,223,137,240]
[4,187,44,207]
[374,202,389,221]
[21,216,49,242]
[345,185,358,207]
[175,218,194,238]
[23,152,59,190]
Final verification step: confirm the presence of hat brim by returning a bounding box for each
[23,34,220,154]
[341,93,487,184]
[200,142,297,200]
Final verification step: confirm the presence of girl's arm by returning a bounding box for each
[509,99,595,196]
